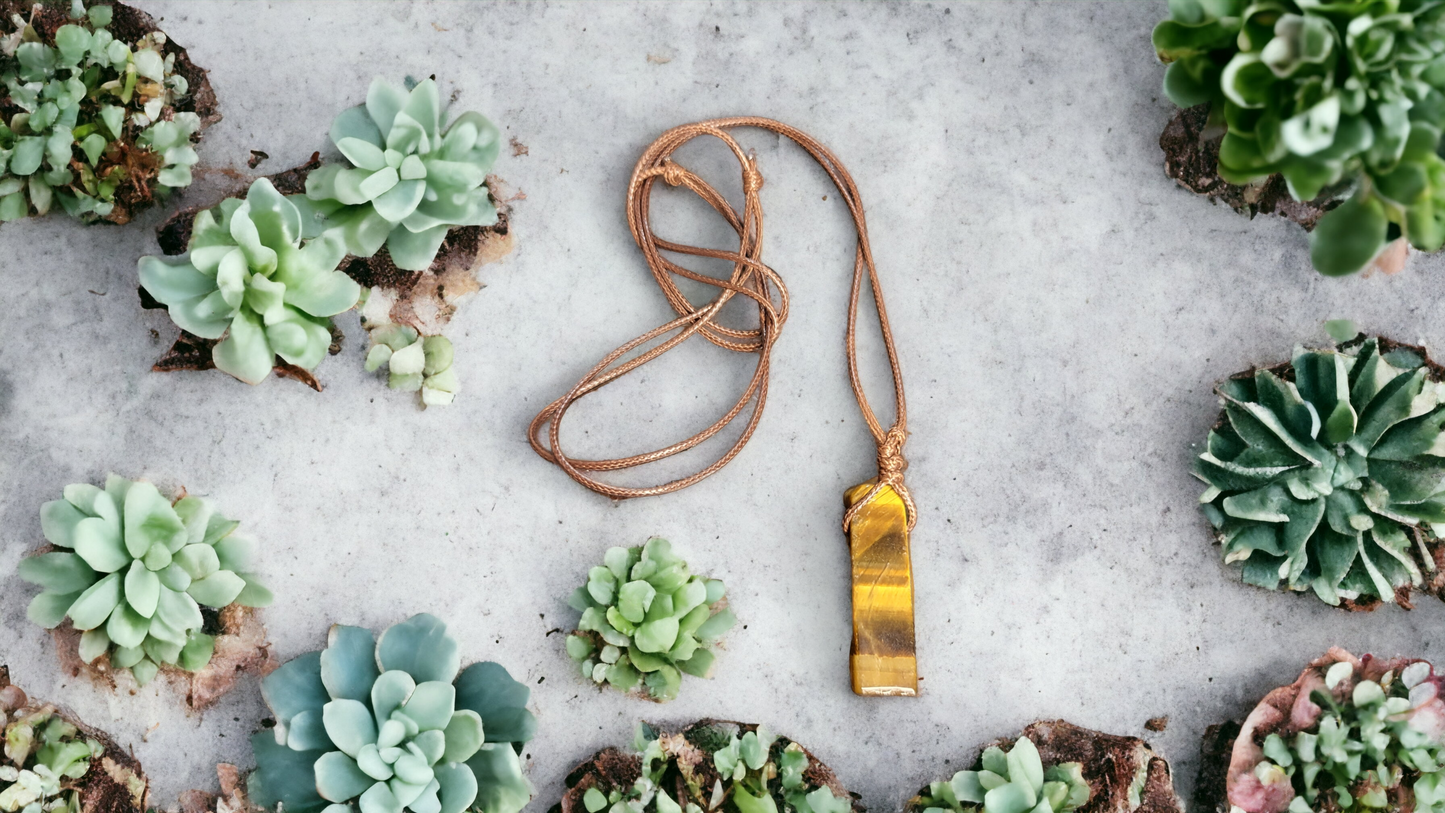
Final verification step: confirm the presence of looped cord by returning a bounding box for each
[527,117,915,531]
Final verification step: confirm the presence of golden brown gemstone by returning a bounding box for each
[844,480,918,697]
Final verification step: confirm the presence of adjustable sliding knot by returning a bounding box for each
[660,161,687,187]
[743,163,765,195]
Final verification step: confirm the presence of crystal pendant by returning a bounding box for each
[844,480,918,696]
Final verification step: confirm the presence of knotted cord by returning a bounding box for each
[527,117,915,531]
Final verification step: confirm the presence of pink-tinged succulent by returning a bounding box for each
[1228,649,1445,813]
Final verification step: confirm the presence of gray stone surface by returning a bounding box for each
[2,0,1444,811]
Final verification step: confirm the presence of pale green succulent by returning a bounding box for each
[302,77,500,271]
[0,704,103,813]
[1241,658,1445,813]
[1195,335,1445,607]
[910,738,1091,813]
[138,177,361,385]
[580,722,852,813]
[364,325,459,407]
[19,474,272,687]
[0,1,199,222]
[249,614,536,813]
[565,538,735,702]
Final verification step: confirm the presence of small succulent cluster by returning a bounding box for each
[364,324,458,407]
[249,613,535,813]
[566,539,735,702]
[911,738,1090,813]
[301,76,501,272]
[581,723,852,813]
[1194,334,1445,607]
[0,0,200,223]
[19,474,272,686]
[1153,0,1445,276]
[1229,653,1445,813]
[138,177,361,385]
[0,685,102,813]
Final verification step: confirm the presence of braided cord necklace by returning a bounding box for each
[529,117,919,696]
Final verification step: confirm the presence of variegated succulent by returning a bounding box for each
[138,177,361,385]
[302,77,501,271]
[1195,335,1445,607]
[364,324,458,407]
[19,474,271,687]
[249,614,535,813]
[566,538,734,702]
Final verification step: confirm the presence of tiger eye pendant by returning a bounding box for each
[844,479,918,696]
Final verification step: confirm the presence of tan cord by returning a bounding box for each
[528,117,915,531]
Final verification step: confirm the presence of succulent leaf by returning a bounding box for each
[251,614,534,813]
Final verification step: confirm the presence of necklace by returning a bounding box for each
[529,118,918,696]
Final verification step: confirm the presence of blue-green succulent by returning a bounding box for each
[566,538,735,702]
[1195,335,1445,607]
[19,474,272,687]
[302,77,501,271]
[138,177,361,385]
[249,614,535,813]
[0,1,201,223]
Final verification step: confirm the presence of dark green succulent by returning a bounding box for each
[0,1,200,223]
[1154,0,1445,275]
[565,538,735,702]
[577,722,852,813]
[1194,335,1445,606]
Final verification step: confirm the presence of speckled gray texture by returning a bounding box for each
[1,0,1443,811]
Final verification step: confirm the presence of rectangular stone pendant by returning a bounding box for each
[844,480,918,696]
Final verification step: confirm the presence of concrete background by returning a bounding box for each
[2,1,1443,811]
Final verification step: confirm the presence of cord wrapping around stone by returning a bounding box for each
[528,117,914,530]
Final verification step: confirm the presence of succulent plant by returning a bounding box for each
[364,324,459,407]
[910,738,1090,813]
[18,474,272,687]
[1153,0,1445,276]
[0,699,103,813]
[0,1,201,223]
[565,538,735,702]
[569,722,853,813]
[1226,650,1445,813]
[1194,334,1445,607]
[248,613,536,813]
[138,177,361,385]
[301,77,501,272]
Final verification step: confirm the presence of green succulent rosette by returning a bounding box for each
[910,737,1091,813]
[569,722,853,813]
[1194,335,1445,607]
[138,177,361,385]
[565,538,735,702]
[302,77,501,272]
[1153,0,1445,275]
[249,614,535,813]
[19,474,272,687]
[0,1,201,222]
